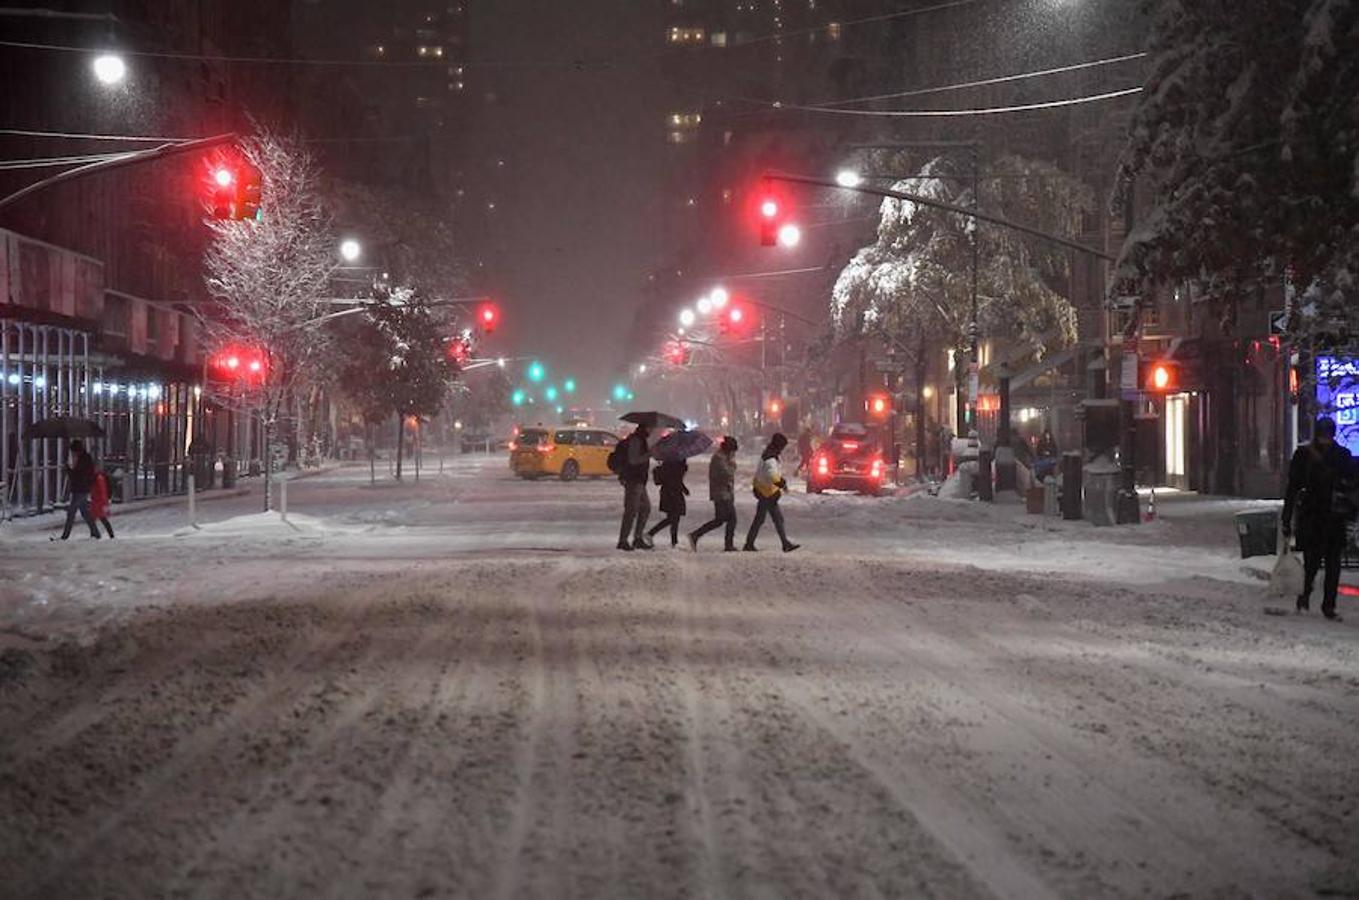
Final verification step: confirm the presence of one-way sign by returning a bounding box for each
[1269,309,1289,336]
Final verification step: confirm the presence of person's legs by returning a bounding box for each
[60,498,79,540]
[633,488,651,544]
[1301,538,1322,608]
[78,495,98,537]
[768,497,791,548]
[720,500,737,549]
[1321,524,1346,616]
[620,485,639,546]
[648,514,677,539]
[745,497,769,548]
[100,517,115,538]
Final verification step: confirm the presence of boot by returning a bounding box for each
[617,540,634,551]
[782,542,800,553]
[687,532,699,552]
[1297,594,1310,613]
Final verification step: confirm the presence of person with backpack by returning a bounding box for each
[612,424,654,551]
[744,433,800,553]
[56,438,101,541]
[90,461,115,539]
[1283,417,1357,620]
[688,436,739,551]
[646,459,689,547]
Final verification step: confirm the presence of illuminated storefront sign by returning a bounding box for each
[1316,355,1359,454]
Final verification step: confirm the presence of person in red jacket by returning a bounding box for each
[89,464,115,539]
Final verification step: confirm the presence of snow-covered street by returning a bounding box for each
[2,455,1357,898]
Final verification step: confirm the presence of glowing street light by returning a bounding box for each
[709,287,729,309]
[777,223,801,248]
[91,54,127,86]
[339,238,362,262]
[835,169,863,188]
[678,308,696,328]
[696,296,712,315]
[637,364,647,375]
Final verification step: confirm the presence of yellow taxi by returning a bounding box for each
[509,426,621,480]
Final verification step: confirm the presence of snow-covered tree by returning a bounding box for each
[201,129,340,484]
[1114,0,1359,341]
[832,155,1094,360]
[337,286,459,481]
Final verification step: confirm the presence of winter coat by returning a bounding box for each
[620,432,651,486]
[654,460,689,516]
[708,450,736,502]
[90,471,111,520]
[1283,441,1357,542]
[753,454,785,499]
[67,450,96,494]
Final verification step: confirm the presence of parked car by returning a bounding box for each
[509,426,620,481]
[807,423,889,496]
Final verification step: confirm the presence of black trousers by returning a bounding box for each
[648,513,682,545]
[1301,522,1347,613]
[61,492,99,539]
[745,494,790,549]
[691,499,736,548]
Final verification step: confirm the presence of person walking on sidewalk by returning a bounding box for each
[1283,417,1357,620]
[616,424,654,551]
[56,439,101,541]
[689,437,739,551]
[90,463,115,539]
[744,433,800,553]
[795,426,815,477]
[646,459,690,547]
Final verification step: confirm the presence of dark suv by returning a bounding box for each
[806,424,888,496]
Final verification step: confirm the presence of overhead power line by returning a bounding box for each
[809,51,1147,108]
[0,152,132,170]
[0,128,423,145]
[759,87,1143,118]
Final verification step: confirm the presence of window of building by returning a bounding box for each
[667,130,695,145]
[710,31,727,47]
[721,188,733,204]
[827,22,842,40]
[668,111,701,129]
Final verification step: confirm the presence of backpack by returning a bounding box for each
[606,438,627,475]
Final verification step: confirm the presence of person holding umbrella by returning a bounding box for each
[646,459,690,547]
[688,436,739,552]
[615,422,655,551]
[744,433,800,553]
[56,438,101,541]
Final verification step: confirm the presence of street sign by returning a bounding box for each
[1120,351,1139,392]
[1269,309,1288,336]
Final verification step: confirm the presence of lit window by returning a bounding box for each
[667,111,701,129]
[418,46,428,57]
[721,188,733,204]
[666,26,705,44]
[667,130,695,145]
[710,31,727,47]
[827,22,842,40]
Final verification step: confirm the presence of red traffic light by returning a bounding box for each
[1142,360,1177,393]
[213,168,234,188]
[205,158,263,220]
[211,347,267,382]
[867,393,891,420]
[478,303,499,333]
[760,198,779,219]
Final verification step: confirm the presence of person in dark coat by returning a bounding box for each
[744,433,800,553]
[689,436,739,551]
[1283,417,1356,619]
[646,459,690,547]
[795,427,815,476]
[57,439,101,540]
[617,425,654,551]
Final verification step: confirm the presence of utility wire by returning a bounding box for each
[1,127,423,145]
[759,87,1143,118]
[806,51,1147,108]
[0,152,133,169]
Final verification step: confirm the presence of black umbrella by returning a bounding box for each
[24,417,106,441]
[619,410,686,431]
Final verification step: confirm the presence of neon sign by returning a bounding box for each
[1316,356,1359,454]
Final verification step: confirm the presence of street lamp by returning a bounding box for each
[777,223,801,248]
[339,238,362,263]
[835,169,863,188]
[91,54,126,86]
[678,308,696,328]
[696,296,712,315]
[709,287,729,309]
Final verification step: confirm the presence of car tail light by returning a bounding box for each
[537,444,553,453]
[870,459,883,479]
[817,455,830,475]
[841,440,860,451]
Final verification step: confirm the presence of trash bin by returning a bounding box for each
[1235,509,1279,559]
[1083,458,1121,527]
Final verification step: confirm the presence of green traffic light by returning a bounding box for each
[563,378,576,394]
[545,385,559,402]
[511,389,526,406]
[527,361,546,383]
[612,383,628,401]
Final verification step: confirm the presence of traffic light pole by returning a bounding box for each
[0,133,238,212]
